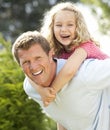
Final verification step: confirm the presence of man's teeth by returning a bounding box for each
[32,70,42,76]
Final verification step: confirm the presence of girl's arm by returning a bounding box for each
[51,47,87,93]
[27,47,87,106]
[28,77,55,106]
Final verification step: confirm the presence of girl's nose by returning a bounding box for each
[61,26,67,31]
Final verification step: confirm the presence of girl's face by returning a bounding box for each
[53,10,76,46]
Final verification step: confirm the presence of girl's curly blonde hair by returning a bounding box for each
[40,2,98,56]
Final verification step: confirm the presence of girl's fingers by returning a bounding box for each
[44,101,49,107]
[50,88,56,95]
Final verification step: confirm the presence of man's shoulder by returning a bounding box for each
[56,58,94,72]
[55,58,66,74]
[23,77,41,100]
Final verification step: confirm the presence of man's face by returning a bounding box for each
[18,44,54,87]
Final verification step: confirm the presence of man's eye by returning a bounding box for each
[22,61,29,65]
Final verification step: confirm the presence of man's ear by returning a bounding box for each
[50,48,55,56]
[49,48,55,61]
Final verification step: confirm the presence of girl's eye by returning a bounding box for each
[55,24,62,27]
[68,24,74,26]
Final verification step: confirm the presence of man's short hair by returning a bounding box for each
[12,31,51,64]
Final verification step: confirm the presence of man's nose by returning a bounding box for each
[30,62,37,70]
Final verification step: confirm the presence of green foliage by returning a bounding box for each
[0,35,56,130]
[81,0,110,34]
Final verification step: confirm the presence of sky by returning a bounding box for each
[78,3,110,56]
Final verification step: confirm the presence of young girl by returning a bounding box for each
[29,2,109,106]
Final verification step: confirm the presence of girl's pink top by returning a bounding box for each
[59,41,109,59]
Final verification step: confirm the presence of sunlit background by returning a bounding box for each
[77,3,110,56]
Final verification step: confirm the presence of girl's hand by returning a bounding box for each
[27,77,57,107]
[39,87,56,107]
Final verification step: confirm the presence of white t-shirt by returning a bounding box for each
[24,59,110,130]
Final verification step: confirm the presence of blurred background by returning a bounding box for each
[0,0,110,130]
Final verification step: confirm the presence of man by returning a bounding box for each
[12,31,110,130]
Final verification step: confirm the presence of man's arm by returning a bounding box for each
[57,123,67,130]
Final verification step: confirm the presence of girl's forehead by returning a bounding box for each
[54,10,75,21]
[56,9,74,15]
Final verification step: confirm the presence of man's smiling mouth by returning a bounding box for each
[32,70,43,76]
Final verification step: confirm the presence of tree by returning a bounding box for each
[81,0,110,35]
[0,34,56,130]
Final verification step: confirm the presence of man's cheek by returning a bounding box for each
[22,66,29,75]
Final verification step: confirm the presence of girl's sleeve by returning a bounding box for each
[80,41,109,59]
